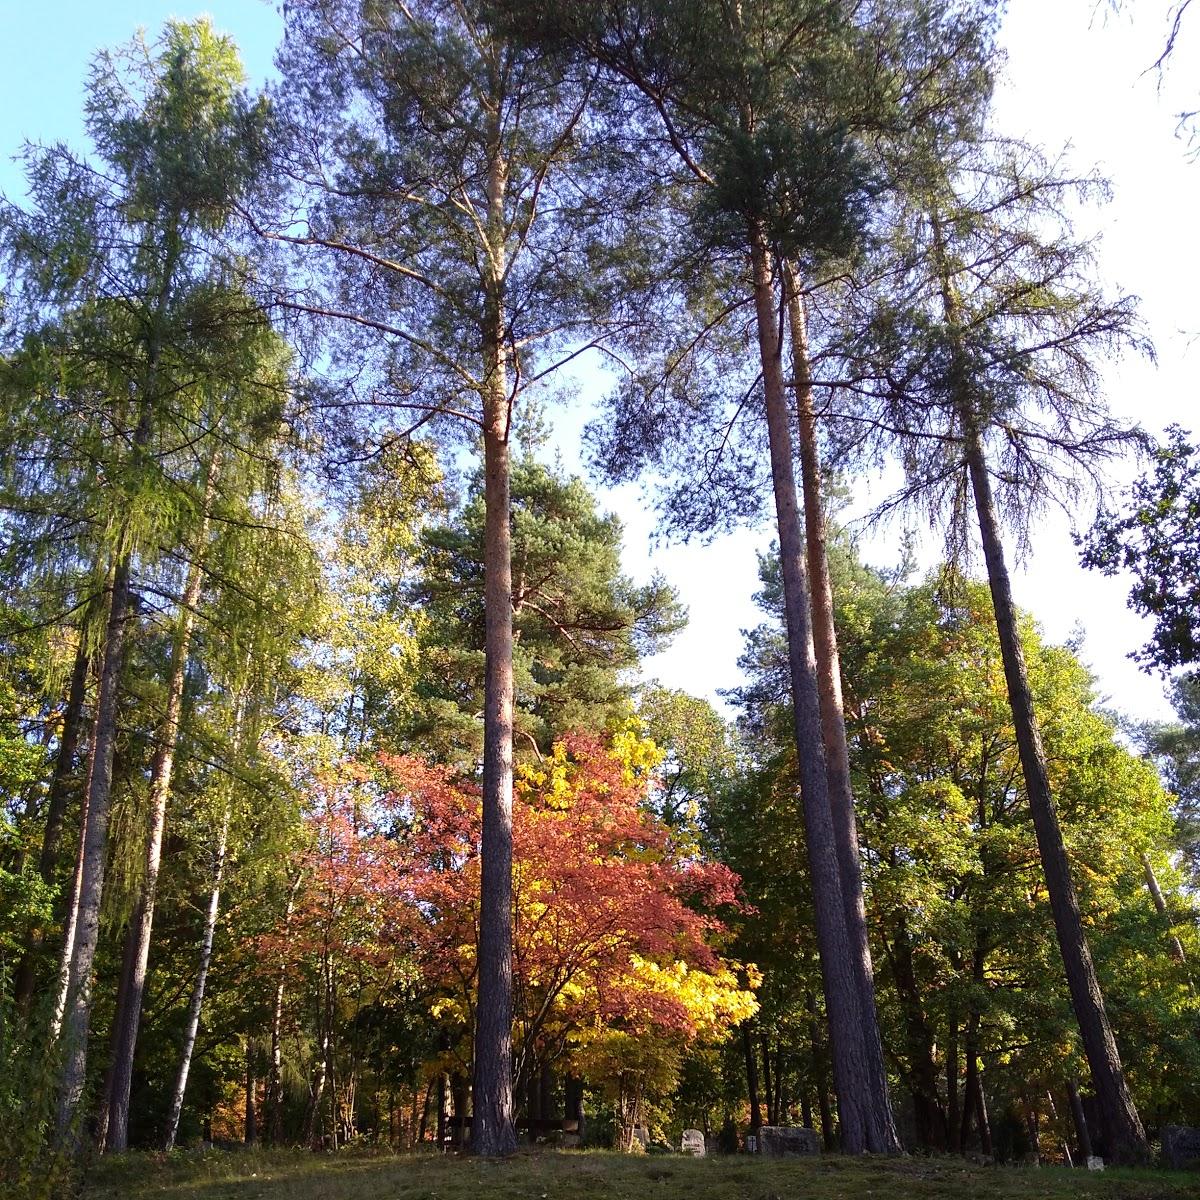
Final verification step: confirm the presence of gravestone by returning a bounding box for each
[758,1126,821,1157]
[1162,1125,1200,1170]
[745,1134,757,1154]
[633,1125,650,1149]
[1086,1157,1105,1172]
[681,1128,706,1157]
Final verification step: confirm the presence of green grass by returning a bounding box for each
[80,1148,1200,1200]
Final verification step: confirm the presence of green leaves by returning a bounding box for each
[1079,425,1200,672]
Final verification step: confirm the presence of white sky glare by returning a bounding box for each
[1,0,1196,722]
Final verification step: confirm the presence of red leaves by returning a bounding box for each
[262,733,744,1045]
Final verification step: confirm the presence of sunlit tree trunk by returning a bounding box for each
[1141,853,1188,965]
[264,870,303,1147]
[748,220,871,1153]
[164,803,231,1151]
[56,547,138,1141]
[104,459,216,1151]
[782,261,899,1152]
[472,86,517,1158]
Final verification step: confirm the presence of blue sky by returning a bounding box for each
[2,0,1198,723]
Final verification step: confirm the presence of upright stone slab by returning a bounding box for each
[681,1129,706,1157]
[1086,1157,1105,1172]
[758,1126,821,1157]
[1162,1125,1200,1170]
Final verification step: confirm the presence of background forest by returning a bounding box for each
[1,1,1199,1195]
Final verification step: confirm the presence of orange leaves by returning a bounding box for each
[261,732,753,1057]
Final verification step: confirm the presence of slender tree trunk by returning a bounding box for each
[773,1046,786,1126]
[245,1050,258,1145]
[13,637,91,1014]
[105,475,214,1151]
[760,1034,774,1126]
[50,734,98,1042]
[964,428,1147,1161]
[886,915,946,1150]
[164,803,231,1151]
[806,989,834,1151]
[748,220,871,1153]
[931,209,1148,1163]
[945,1012,960,1154]
[417,1079,433,1146]
[959,940,986,1150]
[1066,1078,1093,1163]
[451,1072,469,1150]
[56,551,137,1141]
[743,1023,761,1139]
[471,98,516,1157]
[1024,1097,1041,1164]
[783,261,899,1152]
[1141,853,1188,965]
[264,870,303,1147]
[976,1071,993,1157]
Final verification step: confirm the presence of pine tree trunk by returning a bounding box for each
[13,638,92,1013]
[164,803,230,1151]
[56,552,136,1141]
[964,428,1148,1162]
[105,477,214,1151]
[747,220,870,1153]
[471,101,516,1158]
[783,261,899,1153]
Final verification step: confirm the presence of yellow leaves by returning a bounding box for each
[430,996,467,1023]
[516,739,574,809]
[610,721,666,785]
[625,955,759,1037]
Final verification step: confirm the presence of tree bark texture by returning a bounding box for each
[747,222,876,1153]
[471,111,517,1157]
[783,261,899,1153]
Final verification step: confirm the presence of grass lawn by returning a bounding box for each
[80,1148,1200,1200]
